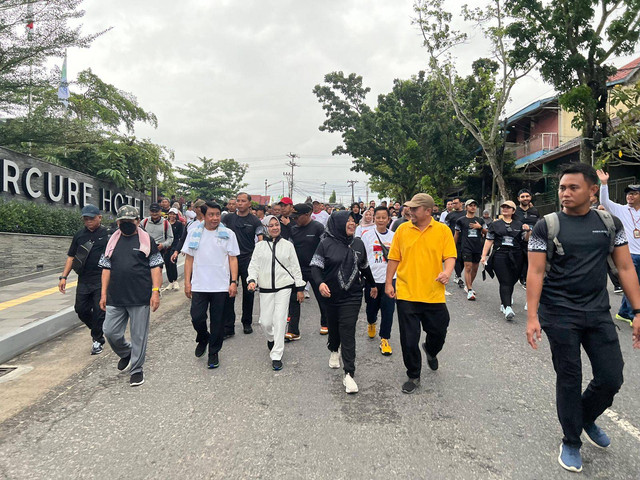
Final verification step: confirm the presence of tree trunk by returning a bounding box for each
[580,112,595,165]
[485,149,510,202]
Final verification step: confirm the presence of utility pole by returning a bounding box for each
[283,152,298,199]
[321,182,327,202]
[347,180,358,205]
[365,183,369,204]
[264,179,268,197]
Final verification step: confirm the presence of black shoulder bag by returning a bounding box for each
[71,240,94,275]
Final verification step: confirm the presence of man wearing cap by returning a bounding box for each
[141,203,174,256]
[514,189,540,289]
[454,199,486,300]
[221,192,264,335]
[287,203,327,338]
[596,169,640,324]
[311,200,330,226]
[99,205,164,387]
[59,205,109,355]
[277,197,295,240]
[385,193,457,394]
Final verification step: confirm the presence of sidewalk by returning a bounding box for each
[0,262,184,364]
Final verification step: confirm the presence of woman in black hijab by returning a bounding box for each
[311,210,377,394]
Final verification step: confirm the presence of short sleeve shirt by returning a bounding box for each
[486,219,526,250]
[446,210,465,237]
[221,213,264,259]
[455,216,485,254]
[528,210,627,311]
[182,227,240,292]
[361,228,395,283]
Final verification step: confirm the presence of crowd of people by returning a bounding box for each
[56,163,640,474]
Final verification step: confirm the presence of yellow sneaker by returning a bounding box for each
[367,323,376,338]
[380,338,392,356]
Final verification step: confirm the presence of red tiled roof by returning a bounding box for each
[608,56,640,84]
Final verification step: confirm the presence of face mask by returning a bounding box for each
[119,222,137,235]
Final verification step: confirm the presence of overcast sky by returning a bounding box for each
[66,0,635,203]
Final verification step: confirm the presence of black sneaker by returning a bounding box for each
[130,372,144,387]
[267,340,274,351]
[91,340,104,355]
[272,360,283,371]
[422,342,438,370]
[223,332,235,340]
[243,325,253,334]
[117,354,131,372]
[402,378,420,394]
[195,341,207,358]
[208,353,219,369]
[457,278,464,288]
[614,286,623,294]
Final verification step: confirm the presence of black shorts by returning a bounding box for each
[462,252,481,263]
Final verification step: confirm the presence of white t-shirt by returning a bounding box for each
[355,224,374,238]
[360,228,395,283]
[311,210,330,226]
[182,227,240,292]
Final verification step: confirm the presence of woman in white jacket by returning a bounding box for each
[247,215,305,371]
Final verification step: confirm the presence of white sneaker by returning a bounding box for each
[467,290,476,301]
[343,373,358,393]
[445,290,452,296]
[524,302,528,311]
[173,281,180,291]
[500,305,505,313]
[329,351,340,369]
[504,306,515,321]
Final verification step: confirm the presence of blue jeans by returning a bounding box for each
[618,253,640,319]
[365,281,396,339]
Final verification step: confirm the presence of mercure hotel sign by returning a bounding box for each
[0,146,150,215]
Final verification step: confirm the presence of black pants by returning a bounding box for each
[454,249,464,278]
[365,282,395,339]
[74,281,105,343]
[397,300,450,379]
[191,291,227,356]
[493,251,522,307]
[325,301,361,376]
[224,256,255,331]
[539,304,624,448]
[519,246,528,284]
[288,274,327,334]
[163,250,178,283]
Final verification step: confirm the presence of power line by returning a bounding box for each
[347,180,358,204]
[283,152,299,198]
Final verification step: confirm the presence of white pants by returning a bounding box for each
[258,289,291,361]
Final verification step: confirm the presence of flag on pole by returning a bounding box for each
[58,53,69,109]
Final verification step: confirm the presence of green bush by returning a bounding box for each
[0,199,114,236]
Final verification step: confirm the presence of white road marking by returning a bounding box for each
[604,409,640,442]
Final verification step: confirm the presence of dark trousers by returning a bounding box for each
[397,300,450,379]
[454,250,464,278]
[288,274,327,334]
[191,291,227,356]
[365,282,395,339]
[493,251,522,307]
[519,246,528,284]
[619,253,640,319]
[539,305,624,448]
[224,256,255,331]
[164,250,178,283]
[325,301,361,376]
[74,281,105,343]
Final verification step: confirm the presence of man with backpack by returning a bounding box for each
[141,203,174,262]
[58,205,109,355]
[526,163,640,473]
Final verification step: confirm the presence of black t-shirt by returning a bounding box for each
[455,216,485,254]
[446,210,466,237]
[486,219,527,250]
[67,226,109,283]
[222,213,264,259]
[529,210,627,311]
[290,220,325,275]
[277,215,293,240]
[391,217,409,232]
[98,235,164,306]
[515,205,539,228]
[169,221,184,251]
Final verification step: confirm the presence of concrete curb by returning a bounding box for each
[0,263,184,364]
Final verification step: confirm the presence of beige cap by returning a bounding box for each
[500,200,517,210]
[465,199,478,207]
[404,193,435,209]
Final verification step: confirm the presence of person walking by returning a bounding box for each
[141,202,174,290]
[454,199,486,301]
[527,163,640,473]
[311,211,377,394]
[445,197,465,288]
[59,205,109,355]
[98,205,164,387]
[514,189,540,289]
[247,215,305,370]
[221,192,264,335]
[182,202,240,369]
[165,207,184,291]
[355,207,375,238]
[361,206,396,355]
[385,194,457,394]
[480,200,530,321]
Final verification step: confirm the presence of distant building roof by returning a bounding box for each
[506,96,557,126]
[608,56,640,86]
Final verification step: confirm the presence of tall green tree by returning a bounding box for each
[506,0,640,164]
[601,83,640,165]
[176,157,248,201]
[328,189,336,203]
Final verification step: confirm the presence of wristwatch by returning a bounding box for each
[632,309,640,315]
[59,276,67,280]
[230,280,238,285]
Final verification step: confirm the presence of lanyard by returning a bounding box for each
[629,208,640,238]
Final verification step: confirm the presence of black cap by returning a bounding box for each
[624,185,640,193]
[293,203,312,215]
[517,188,531,197]
[149,203,161,212]
[81,205,100,217]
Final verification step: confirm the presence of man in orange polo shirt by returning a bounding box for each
[385,193,457,394]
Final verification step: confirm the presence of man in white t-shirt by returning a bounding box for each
[311,200,330,226]
[360,206,396,355]
[182,201,240,369]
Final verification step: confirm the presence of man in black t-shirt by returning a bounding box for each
[514,189,539,287]
[454,200,486,300]
[276,197,294,240]
[446,197,465,287]
[526,163,640,474]
[221,192,264,335]
[287,203,327,339]
[58,205,109,355]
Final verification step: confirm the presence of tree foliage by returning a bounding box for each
[506,0,640,163]
[176,157,248,202]
[328,189,336,203]
[601,83,640,165]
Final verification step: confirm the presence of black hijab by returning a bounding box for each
[326,211,358,290]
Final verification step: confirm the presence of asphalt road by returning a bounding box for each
[0,277,639,479]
